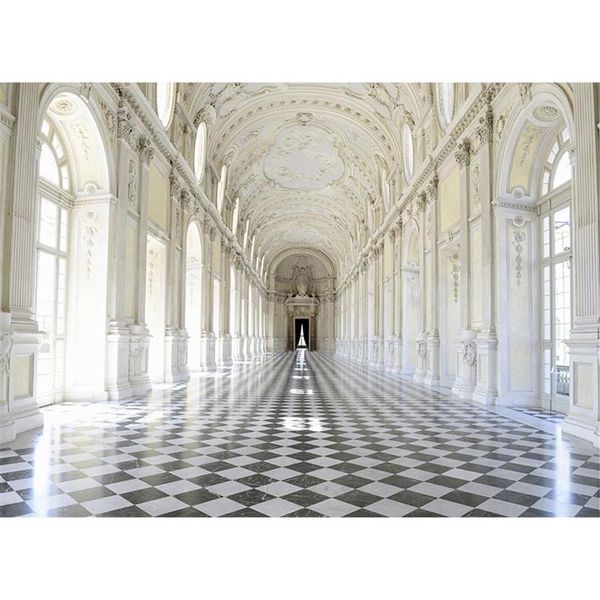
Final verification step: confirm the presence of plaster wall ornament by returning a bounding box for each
[511,223,526,286]
[476,109,494,146]
[533,105,561,123]
[417,340,427,359]
[517,123,543,167]
[117,104,136,147]
[82,211,100,279]
[452,261,460,302]
[127,160,137,211]
[463,341,477,367]
[137,136,155,163]
[100,101,116,140]
[519,83,533,105]
[454,139,471,167]
[80,82,93,100]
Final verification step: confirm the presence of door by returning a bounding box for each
[295,318,309,350]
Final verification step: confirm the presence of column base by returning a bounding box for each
[0,413,16,444]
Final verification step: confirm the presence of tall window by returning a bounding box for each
[36,119,71,405]
[36,198,69,404]
[436,83,455,131]
[401,123,414,182]
[194,122,207,181]
[156,83,176,129]
[540,129,572,407]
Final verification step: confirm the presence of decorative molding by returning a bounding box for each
[511,219,526,287]
[462,341,477,367]
[137,135,155,163]
[127,160,137,212]
[454,139,471,167]
[82,211,100,279]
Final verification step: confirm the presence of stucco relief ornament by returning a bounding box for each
[82,211,99,279]
[137,136,155,163]
[100,101,116,140]
[417,340,427,360]
[512,227,526,286]
[117,104,136,147]
[451,254,460,302]
[463,341,477,367]
[519,83,532,105]
[476,109,494,147]
[127,160,137,211]
[129,339,145,376]
[454,139,471,168]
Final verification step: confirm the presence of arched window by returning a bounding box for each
[39,118,70,191]
[194,122,207,181]
[217,165,227,214]
[436,82,455,131]
[231,197,240,235]
[156,83,176,129]
[401,123,414,182]
[541,127,572,195]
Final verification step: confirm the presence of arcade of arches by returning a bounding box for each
[0,83,599,517]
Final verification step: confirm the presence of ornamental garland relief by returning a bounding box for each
[511,216,527,287]
[127,160,138,211]
[82,211,99,279]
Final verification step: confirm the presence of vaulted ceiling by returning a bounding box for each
[183,83,432,274]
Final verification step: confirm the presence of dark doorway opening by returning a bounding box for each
[295,318,309,350]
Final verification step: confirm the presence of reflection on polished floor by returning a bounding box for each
[1,351,599,517]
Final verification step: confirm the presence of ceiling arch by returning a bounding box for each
[183,83,431,277]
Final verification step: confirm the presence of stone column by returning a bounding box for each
[452,139,477,399]
[129,133,152,395]
[200,221,216,370]
[472,105,498,405]
[164,176,187,383]
[217,242,232,366]
[414,196,428,383]
[4,84,44,434]
[563,83,600,448]
[425,179,441,386]
[394,220,403,370]
[376,241,385,368]
[106,105,136,400]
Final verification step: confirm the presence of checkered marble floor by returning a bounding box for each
[1,351,598,517]
[511,407,567,424]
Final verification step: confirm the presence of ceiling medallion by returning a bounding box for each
[263,124,345,190]
[49,96,78,116]
[533,105,561,122]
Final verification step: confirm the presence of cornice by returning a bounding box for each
[111,83,267,294]
[335,83,505,294]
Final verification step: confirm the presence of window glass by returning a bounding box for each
[40,143,61,186]
[401,123,414,180]
[156,83,175,128]
[194,122,207,180]
[552,152,571,190]
[553,206,571,254]
[39,197,58,248]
